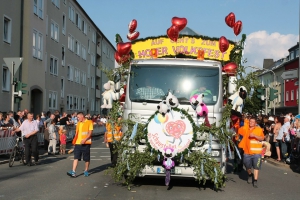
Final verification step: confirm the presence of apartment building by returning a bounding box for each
[0,0,115,115]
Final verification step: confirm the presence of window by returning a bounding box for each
[3,16,12,43]
[75,40,80,55]
[63,0,66,5]
[81,98,85,110]
[75,13,81,29]
[74,68,80,83]
[67,65,74,81]
[88,39,90,54]
[38,0,43,19]
[82,45,86,60]
[74,96,79,110]
[90,99,95,111]
[87,63,90,78]
[2,66,10,91]
[290,51,295,60]
[81,72,86,85]
[62,14,66,35]
[68,5,74,22]
[91,76,95,89]
[291,90,294,101]
[92,30,96,43]
[82,20,87,34]
[51,0,60,8]
[50,20,59,41]
[49,91,57,109]
[62,46,65,66]
[34,0,37,15]
[87,88,90,102]
[33,30,43,60]
[286,91,289,101]
[61,77,64,98]
[50,56,58,75]
[91,53,95,66]
[68,34,74,51]
[67,95,73,110]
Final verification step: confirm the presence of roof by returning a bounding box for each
[179,27,200,36]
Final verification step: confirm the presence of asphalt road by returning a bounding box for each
[0,136,300,200]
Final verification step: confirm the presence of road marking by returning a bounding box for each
[100,156,110,157]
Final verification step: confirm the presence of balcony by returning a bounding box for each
[96,67,101,77]
[96,89,101,99]
[97,45,101,56]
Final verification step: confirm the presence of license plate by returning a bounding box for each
[156,167,181,174]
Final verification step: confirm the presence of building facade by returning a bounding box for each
[0,0,115,115]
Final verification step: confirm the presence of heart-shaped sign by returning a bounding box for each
[225,12,235,28]
[219,36,229,53]
[114,52,130,65]
[127,31,140,41]
[167,25,179,42]
[171,17,188,32]
[117,42,132,56]
[128,19,137,33]
[222,62,238,76]
[233,20,243,36]
[165,120,186,139]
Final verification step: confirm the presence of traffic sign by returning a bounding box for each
[281,69,298,80]
[3,57,23,75]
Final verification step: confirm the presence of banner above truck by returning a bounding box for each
[131,35,235,61]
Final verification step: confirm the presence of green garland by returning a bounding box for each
[104,33,248,190]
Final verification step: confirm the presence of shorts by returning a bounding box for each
[60,144,66,150]
[243,154,262,170]
[274,141,280,147]
[73,144,91,162]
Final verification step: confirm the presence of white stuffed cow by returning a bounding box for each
[101,81,117,109]
[228,86,247,117]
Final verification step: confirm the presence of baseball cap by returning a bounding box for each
[284,115,291,120]
[268,116,274,121]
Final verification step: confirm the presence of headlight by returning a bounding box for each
[211,150,220,157]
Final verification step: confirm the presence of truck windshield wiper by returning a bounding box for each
[131,99,162,103]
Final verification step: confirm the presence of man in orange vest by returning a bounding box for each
[67,112,93,177]
[105,117,123,168]
[238,116,264,188]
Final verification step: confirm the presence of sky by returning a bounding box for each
[77,0,299,69]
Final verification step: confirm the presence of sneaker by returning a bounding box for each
[67,170,76,177]
[83,171,89,177]
[253,180,258,188]
[247,173,253,184]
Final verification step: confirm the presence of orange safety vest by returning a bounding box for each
[72,119,93,145]
[106,123,122,142]
[238,120,264,155]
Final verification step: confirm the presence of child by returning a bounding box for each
[60,129,67,155]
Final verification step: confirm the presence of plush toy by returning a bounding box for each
[166,92,179,108]
[228,86,247,117]
[190,94,204,109]
[157,100,170,117]
[101,81,117,109]
[162,148,176,186]
[196,102,208,117]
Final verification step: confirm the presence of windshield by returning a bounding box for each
[129,64,220,105]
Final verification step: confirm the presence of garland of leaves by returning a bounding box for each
[104,33,248,190]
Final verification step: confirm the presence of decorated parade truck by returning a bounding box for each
[116,58,234,187]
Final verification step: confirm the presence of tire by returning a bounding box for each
[9,147,17,167]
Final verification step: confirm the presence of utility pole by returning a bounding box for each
[265,88,268,115]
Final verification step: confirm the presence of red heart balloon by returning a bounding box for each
[219,36,229,53]
[114,52,130,65]
[127,31,140,41]
[171,17,188,32]
[225,12,236,28]
[222,62,238,76]
[233,20,243,36]
[165,120,186,139]
[167,25,179,42]
[128,19,137,33]
[117,42,132,56]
